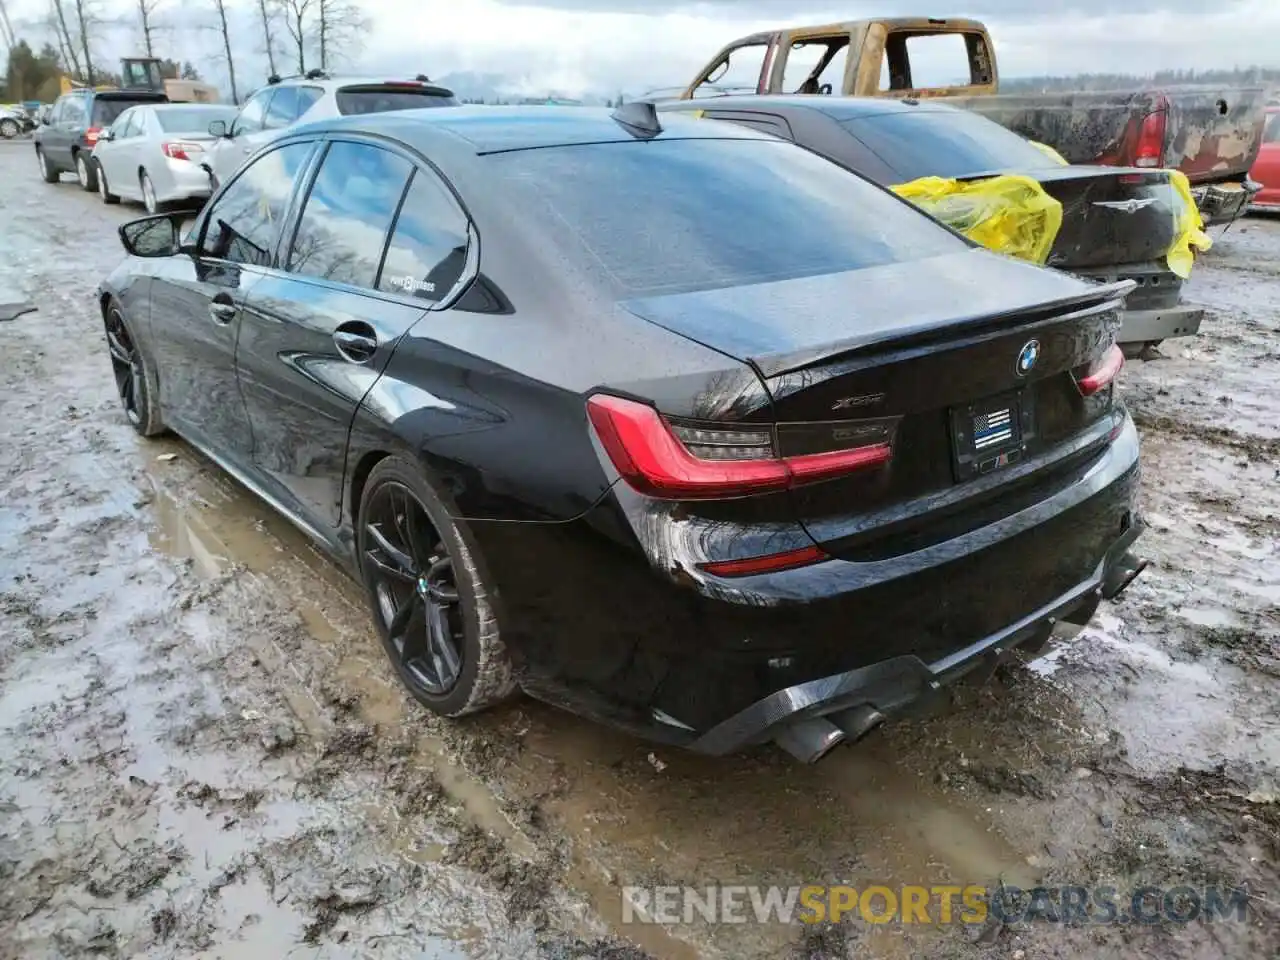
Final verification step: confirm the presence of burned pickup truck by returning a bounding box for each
[680,17,1267,224]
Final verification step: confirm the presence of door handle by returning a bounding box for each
[333,323,378,363]
[208,294,237,324]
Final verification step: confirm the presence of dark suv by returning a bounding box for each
[34,89,169,190]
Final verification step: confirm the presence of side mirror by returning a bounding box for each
[119,215,181,258]
[100,129,114,142]
[208,119,227,138]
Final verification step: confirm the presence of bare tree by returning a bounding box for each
[276,0,313,73]
[0,0,17,51]
[255,0,279,76]
[315,0,366,71]
[135,0,164,57]
[49,0,81,78]
[70,0,96,84]
[208,0,239,102]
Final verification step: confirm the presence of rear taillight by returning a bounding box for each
[162,141,204,161]
[1134,110,1167,168]
[1074,344,1125,396]
[585,394,892,501]
[698,545,828,578]
[85,126,102,145]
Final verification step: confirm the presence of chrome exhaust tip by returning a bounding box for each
[773,717,846,764]
[1102,552,1149,600]
[830,704,886,743]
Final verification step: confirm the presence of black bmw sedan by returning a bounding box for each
[99,104,1145,763]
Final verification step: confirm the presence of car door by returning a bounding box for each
[56,94,88,167]
[209,87,275,183]
[1251,112,1280,206]
[102,109,142,197]
[40,97,68,167]
[236,137,442,526]
[144,138,319,475]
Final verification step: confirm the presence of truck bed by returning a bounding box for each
[948,86,1268,186]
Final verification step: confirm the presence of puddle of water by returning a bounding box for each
[1178,607,1240,629]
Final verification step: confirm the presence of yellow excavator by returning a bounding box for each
[59,57,220,103]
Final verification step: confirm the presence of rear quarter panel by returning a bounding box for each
[1162,86,1268,182]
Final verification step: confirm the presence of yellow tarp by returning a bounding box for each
[1029,140,1070,165]
[1167,169,1212,279]
[891,175,1064,265]
[892,168,1212,278]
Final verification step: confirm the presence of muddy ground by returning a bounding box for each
[0,139,1276,960]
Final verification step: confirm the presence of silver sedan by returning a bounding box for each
[90,103,238,213]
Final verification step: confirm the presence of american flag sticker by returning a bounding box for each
[973,408,1014,450]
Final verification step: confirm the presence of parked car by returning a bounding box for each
[34,88,169,189]
[680,16,1267,224]
[91,103,238,212]
[203,71,457,186]
[1248,106,1280,211]
[661,95,1204,351]
[0,105,27,138]
[97,105,1145,762]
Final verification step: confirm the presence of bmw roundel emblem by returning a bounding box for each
[1016,339,1040,377]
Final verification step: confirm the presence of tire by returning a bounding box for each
[96,162,119,204]
[36,147,58,184]
[104,300,166,437]
[75,152,97,192]
[357,457,517,718]
[0,118,19,139]
[141,170,161,214]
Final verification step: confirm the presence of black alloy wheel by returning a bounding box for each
[364,481,464,696]
[105,306,144,427]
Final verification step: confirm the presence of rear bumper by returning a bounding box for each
[688,525,1143,756]
[1193,178,1260,225]
[1117,301,1204,345]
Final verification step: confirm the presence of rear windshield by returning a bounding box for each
[335,86,457,116]
[92,97,165,126]
[491,137,964,297]
[155,106,237,132]
[845,109,1063,181]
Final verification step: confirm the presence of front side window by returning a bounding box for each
[286,141,412,288]
[493,137,965,297]
[1264,112,1280,145]
[232,89,274,136]
[108,108,135,140]
[377,169,470,301]
[200,141,314,266]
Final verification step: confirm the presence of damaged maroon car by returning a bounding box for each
[99,104,1145,763]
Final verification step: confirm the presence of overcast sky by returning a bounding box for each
[8,0,1280,99]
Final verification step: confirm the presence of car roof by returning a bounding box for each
[298,104,774,154]
[665,94,967,122]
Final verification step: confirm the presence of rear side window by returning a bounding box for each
[92,98,161,127]
[297,86,324,117]
[1265,113,1280,145]
[377,170,470,300]
[492,137,963,297]
[844,110,1062,181]
[156,106,236,132]
[200,141,314,266]
[286,142,412,288]
[335,86,457,116]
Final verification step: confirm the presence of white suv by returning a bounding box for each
[204,71,457,185]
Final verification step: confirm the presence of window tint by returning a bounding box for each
[377,169,470,300]
[233,89,274,136]
[335,86,457,116]
[287,142,412,288]
[200,141,314,266]
[845,110,1060,180]
[493,138,963,297]
[92,97,159,127]
[264,86,301,129]
[156,106,236,132]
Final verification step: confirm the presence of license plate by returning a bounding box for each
[950,392,1030,482]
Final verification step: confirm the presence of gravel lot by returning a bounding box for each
[1,138,1276,960]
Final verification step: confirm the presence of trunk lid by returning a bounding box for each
[621,248,1132,559]
[988,165,1178,270]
